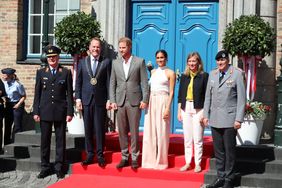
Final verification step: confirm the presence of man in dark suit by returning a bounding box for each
[203,50,246,188]
[75,37,111,167]
[33,45,74,179]
[109,37,149,169]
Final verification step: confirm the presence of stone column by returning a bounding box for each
[256,0,277,141]
[91,0,130,58]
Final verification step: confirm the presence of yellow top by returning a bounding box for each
[186,71,197,101]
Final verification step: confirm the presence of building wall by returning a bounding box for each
[278,0,282,76]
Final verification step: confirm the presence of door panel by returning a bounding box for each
[132,1,175,130]
[131,0,218,133]
[173,1,218,133]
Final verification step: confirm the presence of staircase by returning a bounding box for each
[0,130,84,172]
[204,145,282,188]
[2,131,282,188]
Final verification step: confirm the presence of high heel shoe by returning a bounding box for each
[179,164,190,172]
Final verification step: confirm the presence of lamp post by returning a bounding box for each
[274,44,282,147]
[40,0,50,68]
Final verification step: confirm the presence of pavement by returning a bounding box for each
[0,170,68,188]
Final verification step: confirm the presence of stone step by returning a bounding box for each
[236,145,276,160]
[3,143,33,158]
[28,146,82,163]
[205,170,282,188]
[209,157,282,175]
[14,131,85,149]
[0,154,17,172]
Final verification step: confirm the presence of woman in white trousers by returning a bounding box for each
[177,52,209,173]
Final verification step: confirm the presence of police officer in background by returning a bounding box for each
[33,45,74,179]
[1,68,26,144]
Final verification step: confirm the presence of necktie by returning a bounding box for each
[219,72,225,83]
[52,69,56,75]
[92,59,97,75]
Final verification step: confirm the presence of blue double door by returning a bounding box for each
[131,0,219,134]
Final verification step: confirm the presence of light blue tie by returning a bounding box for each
[92,59,97,75]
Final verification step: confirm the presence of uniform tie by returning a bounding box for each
[219,72,225,83]
[52,69,56,75]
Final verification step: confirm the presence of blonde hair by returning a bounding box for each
[118,37,132,48]
[184,52,204,76]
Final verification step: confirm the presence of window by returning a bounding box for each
[27,0,80,58]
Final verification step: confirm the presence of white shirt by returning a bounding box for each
[50,66,58,75]
[123,56,132,79]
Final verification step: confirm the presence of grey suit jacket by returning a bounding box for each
[203,65,246,128]
[109,56,149,106]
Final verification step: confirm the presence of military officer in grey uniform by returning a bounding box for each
[33,45,74,179]
[202,50,246,188]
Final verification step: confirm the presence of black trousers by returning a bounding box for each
[211,127,237,181]
[0,105,4,150]
[40,120,66,172]
[4,102,25,144]
[83,97,106,160]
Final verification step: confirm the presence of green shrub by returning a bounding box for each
[222,15,275,57]
[54,11,101,56]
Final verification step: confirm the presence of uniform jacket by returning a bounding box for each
[109,56,149,106]
[33,65,74,121]
[203,65,246,128]
[75,56,112,106]
[0,79,6,118]
[178,72,209,110]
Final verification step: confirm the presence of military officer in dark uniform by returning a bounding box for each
[33,45,74,179]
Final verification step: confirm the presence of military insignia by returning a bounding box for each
[48,49,53,53]
[222,53,226,58]
[226,80,234,87]
[43,77,48,80]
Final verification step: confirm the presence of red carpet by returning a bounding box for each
[49,174,203,188]
[48,133,213,188]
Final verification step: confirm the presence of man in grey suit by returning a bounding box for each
[202,50,246,188]
[109,37,149,169]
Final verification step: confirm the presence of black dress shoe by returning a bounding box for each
[37,169,52,179]
[81,158,94,166]
[116,159,129,169]
[98,157,106,167]
[223,180,234,188]
[206,178,225,188]
[131,160,139,169]
[56,170,65,179]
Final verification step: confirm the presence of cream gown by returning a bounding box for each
[142,67,170,170]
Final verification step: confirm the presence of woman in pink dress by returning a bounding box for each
[142,50,176,170]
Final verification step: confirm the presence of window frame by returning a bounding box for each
[19,0,80,64]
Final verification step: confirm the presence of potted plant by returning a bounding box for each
[54,11,102,134]
[222,15,275,145]
[223,15,275,101]
[236,101,271,145]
